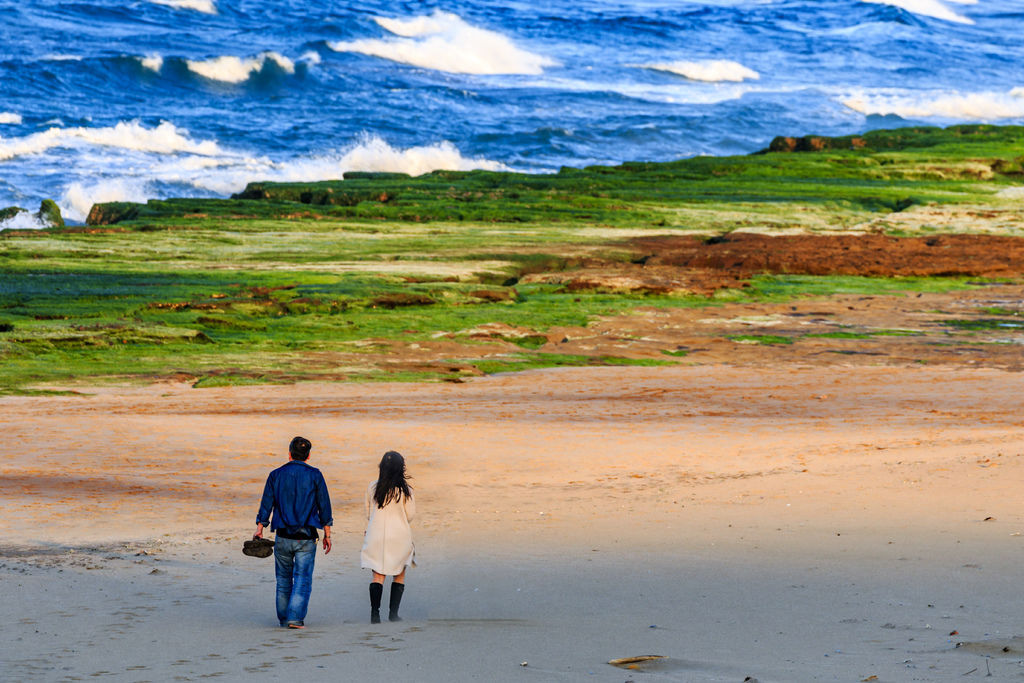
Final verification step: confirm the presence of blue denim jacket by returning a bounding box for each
[257,460,333,536]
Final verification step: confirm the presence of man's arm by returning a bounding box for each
[316,473,333,553]
[254,472,275,538]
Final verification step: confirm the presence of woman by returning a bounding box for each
[361,450,416,623]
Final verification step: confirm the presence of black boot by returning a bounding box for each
[389,582,405,622]
[369,582,383,624]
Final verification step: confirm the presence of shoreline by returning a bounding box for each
[3,364,1022,680]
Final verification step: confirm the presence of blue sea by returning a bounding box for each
[1,0,1022,224]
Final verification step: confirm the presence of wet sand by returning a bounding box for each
[2,365,1023,681]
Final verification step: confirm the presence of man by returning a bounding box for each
[255,436,333,629]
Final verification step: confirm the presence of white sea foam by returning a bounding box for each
[165,136,508,193]
[45,134,505,221]
[61,179,151,222]
[0,120,226,162]
[0,210,47,231]
[300,51,322,66]
[328,10,557,75]
[842,88,1024,119]
[334,136,507,177]
[140,55,164,72]
[644,60,760,83]
[375,13,452,38]
[42,54,83,62]
[186,52,295,83]
[996,186,1024,199]
[521,76,759,106]
[862,0,974,24]
[0,112,22,125]
[149,0,217,14]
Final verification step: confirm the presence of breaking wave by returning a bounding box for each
[521,75,760,106]
[328,10,557,75]
[644,60,760,83]
[149,0,217,14]
[0,120,226,162]
[0,112,22,125]
[861,0,975,25]
[0,211,48,231]
[61,179,152,222]
[185,52,295,83]
[51,134,506,221]
[334,135,507,177]
[842,88,1024,119]
[140,55,164,72]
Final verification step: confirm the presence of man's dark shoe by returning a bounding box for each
[242,537,275,558]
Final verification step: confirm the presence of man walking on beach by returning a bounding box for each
[254,436,333,628]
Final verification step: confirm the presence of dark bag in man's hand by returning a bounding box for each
[243,536,275,558]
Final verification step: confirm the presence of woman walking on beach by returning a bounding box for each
[361,450,416,623]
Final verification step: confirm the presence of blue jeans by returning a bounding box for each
[274,537,317,626]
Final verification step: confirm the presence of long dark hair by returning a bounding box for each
[374,450,412,508]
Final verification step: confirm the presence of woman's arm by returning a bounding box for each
[404,493,416,522]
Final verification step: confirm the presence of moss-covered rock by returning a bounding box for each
[36,199,64,228]
[73,124,1024,230]
[764,124,1024,154]
[87,201,141,225]
[232,181,394,206]
[0,206,27,222]
[767,135,867,152]
[991,157,1024,176]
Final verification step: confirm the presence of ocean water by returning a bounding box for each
[1,0,1022,223]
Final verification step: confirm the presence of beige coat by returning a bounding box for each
[360,481,416,575]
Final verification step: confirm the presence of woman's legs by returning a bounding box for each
[369,569,408,622]
[389,569,406,621]
[369,572,384,623]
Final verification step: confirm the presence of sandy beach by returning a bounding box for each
[2,364,1022,681]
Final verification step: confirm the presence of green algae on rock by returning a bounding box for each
[84,124,1024,229]
[36,199,64,229]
